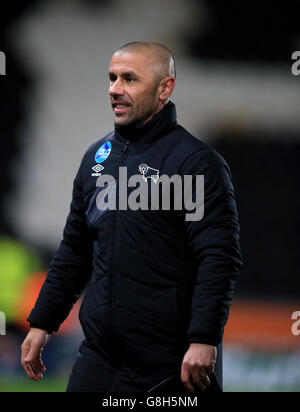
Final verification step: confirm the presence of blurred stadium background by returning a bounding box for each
[0,0,299,392]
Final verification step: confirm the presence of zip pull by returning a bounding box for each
[122,140,130,153]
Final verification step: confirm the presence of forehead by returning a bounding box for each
[109,51,154,76]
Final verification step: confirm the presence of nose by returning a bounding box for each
[109,78,125,97]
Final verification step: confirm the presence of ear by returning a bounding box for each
[159,77,175,101]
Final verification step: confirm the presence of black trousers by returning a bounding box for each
[66,340,223,392]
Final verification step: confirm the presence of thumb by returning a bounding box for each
[24,342,41,362]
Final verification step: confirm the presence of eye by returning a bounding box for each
[109,74,117,83]
[126,76,136,83]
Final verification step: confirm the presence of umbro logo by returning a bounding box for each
[91,164,104,176]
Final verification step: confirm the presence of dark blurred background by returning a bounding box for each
[0,0,299,392]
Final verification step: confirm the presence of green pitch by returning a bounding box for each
[0,376,68,392]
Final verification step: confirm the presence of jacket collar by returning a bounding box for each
[114,101,177,146]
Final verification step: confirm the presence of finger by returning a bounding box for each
[198,366,211,387]
[38,360,46,373]
[21,339,44,380]
[30,358,43,378]
[35,352,46,373]
[181,364,195,392]
[191,367,206,392]
[39,351,46,372]
[27,364,42,381]
[184,379,195,393]
[23,351,43,380]
[30,353,46,380]
[21,347,34,379]
[25,362,37,380]
[200,373,210,387]
[206,362,215,376]
[24,359,40,380]
[22,359,34,379]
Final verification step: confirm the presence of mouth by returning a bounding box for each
[112,102,131,115]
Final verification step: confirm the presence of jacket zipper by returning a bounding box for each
[122,140,130,154]
[109,139,130,341]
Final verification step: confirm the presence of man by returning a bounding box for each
[21,42,243,392]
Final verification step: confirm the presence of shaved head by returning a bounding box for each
[114,41,176,84]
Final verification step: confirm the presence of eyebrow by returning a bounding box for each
[109,70,139,79]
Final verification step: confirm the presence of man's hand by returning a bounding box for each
[181,343,217,392]
[21,328,51,381]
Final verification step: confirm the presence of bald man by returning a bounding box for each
[21,42,242,392]
[109,42,176,126]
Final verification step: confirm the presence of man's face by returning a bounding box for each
[108,51,162,126]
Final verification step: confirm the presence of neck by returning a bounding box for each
[115,101,177,144]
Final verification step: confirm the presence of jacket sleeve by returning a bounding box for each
[27,159,93,333]
[181,148,243,346]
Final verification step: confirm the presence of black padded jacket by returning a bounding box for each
[28,102,243,376]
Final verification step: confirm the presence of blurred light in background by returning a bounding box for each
[0,237,42,323]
